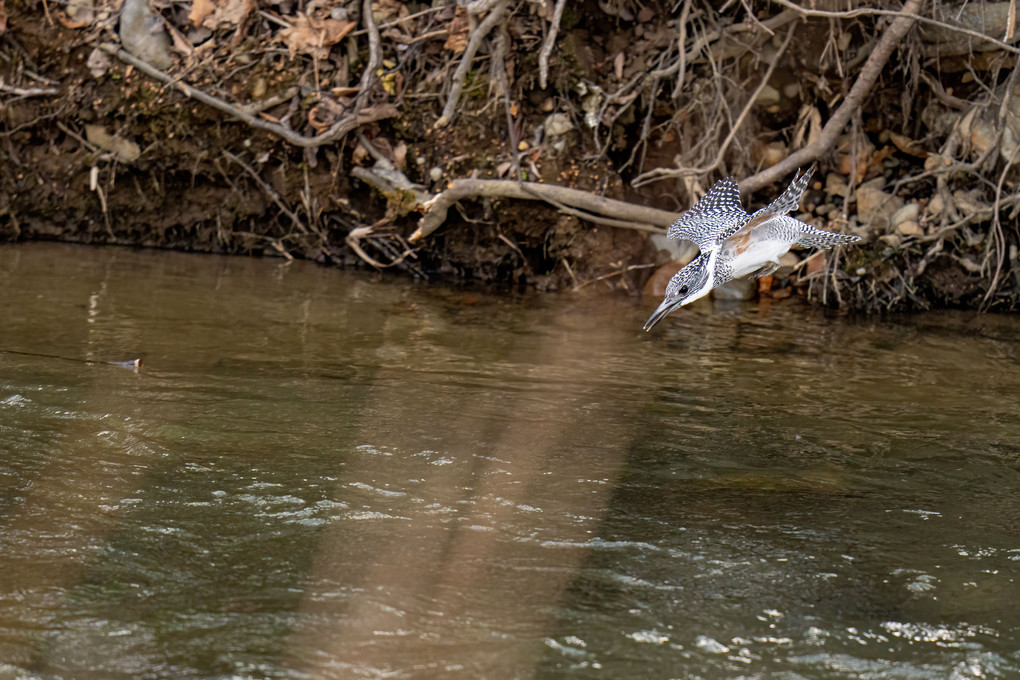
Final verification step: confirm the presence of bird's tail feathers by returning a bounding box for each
[796,226,861,249]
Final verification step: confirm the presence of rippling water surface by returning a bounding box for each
[1,243,1018,679]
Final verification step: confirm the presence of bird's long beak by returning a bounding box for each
[643,298,683,331]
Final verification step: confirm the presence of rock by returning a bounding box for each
[825,173,849,198]
[952,189,983,215]
[855,177,903,233]
[753,140,787,169]
[927,193,944,218]
[891,202,920,227]
[776,251,800,276]
[896,220,923,237]
[428,166,443,182]
[85,125,141,163]
[755,84,781,109]
[544,113,574,138]
[712,277,756,301]
[119,0,173,70]
[86,47,112,79]
[815,203,836,216]
[649,234,697,265]
[643,262,682,298]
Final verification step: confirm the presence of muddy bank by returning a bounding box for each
[1,1,1018,310]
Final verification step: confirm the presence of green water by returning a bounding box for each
[1,243,1017,678]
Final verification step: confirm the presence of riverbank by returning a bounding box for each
[1,1,1017,310]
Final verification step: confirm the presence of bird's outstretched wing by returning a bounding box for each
[746,167,814,227]
[667,177,748,251]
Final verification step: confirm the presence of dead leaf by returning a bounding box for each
[888,131,928,158]
[308,97,346,132]
[393,141,407,170]
[0,1,7,34]
[54,10,91,29]
[374,0,409,23]
[613,51,625,80]
[190,0,253,30]
[444,9,469,55]
[792,105,822,150]
[281,14,356,59]
[189,0,217,27]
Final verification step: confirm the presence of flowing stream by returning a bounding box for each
[1,243,1018,679]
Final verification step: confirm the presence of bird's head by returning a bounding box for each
[643,255,712,331]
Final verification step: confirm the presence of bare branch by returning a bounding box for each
[538,0,567,90]
[742,0,926,195]
[436,0,509,128]
[409,179,683,242]
[97,0,383,148]
[769,0,1020,55]
[632,24,796,188]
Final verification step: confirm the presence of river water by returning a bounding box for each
[1,243,1017,679]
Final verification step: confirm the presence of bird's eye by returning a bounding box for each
[679,285,689,295]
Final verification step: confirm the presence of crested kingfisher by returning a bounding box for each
[644,168,861,330]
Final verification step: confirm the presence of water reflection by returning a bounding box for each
[0,244,1018,679]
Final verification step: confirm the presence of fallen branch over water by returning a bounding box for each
[406,178,680,243]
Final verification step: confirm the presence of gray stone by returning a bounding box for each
[856,177,904,233]
[712,277,756,301]
[120,0,173,70]
[544,113,574,138]
[649,234,697,265]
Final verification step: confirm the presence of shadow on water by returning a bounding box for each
[0,243,1018,679]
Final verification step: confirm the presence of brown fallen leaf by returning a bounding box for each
[444,8,468,55]
[54,10,91,29]
[374,0,410,23]
[308,97,347,132]
[189,0,216,27]
[0,1,7,34]
[190,0,253,30]
[889,131,928,158]
[281,14,356,59]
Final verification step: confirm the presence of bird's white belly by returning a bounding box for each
[726,238,793,278]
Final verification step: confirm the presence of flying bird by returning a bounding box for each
[644,168,860,330]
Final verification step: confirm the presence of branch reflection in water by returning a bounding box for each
[283,293,640,677]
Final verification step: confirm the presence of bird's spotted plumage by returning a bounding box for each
[645,168,861,331]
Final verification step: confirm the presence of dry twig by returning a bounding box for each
[409,178,681,242]
[99,0,383,148]
[742,0,926,194]
[437,0,508,128]
[538,0,567,90]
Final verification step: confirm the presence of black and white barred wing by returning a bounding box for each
[746,167,814,225]
[667,177,748,251]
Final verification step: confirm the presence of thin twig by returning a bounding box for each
[538,0,567,90]
[409,178,680,242]
[97,0,383,148]
[223,150,308,234]
[0,81,60,97]
[437,0,508,127]
[572,263,656,291]
[631,23,796,187]
[741,0,926,194]
[770,0,1020,55]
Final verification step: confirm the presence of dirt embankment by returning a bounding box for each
[1,0,1018,310]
